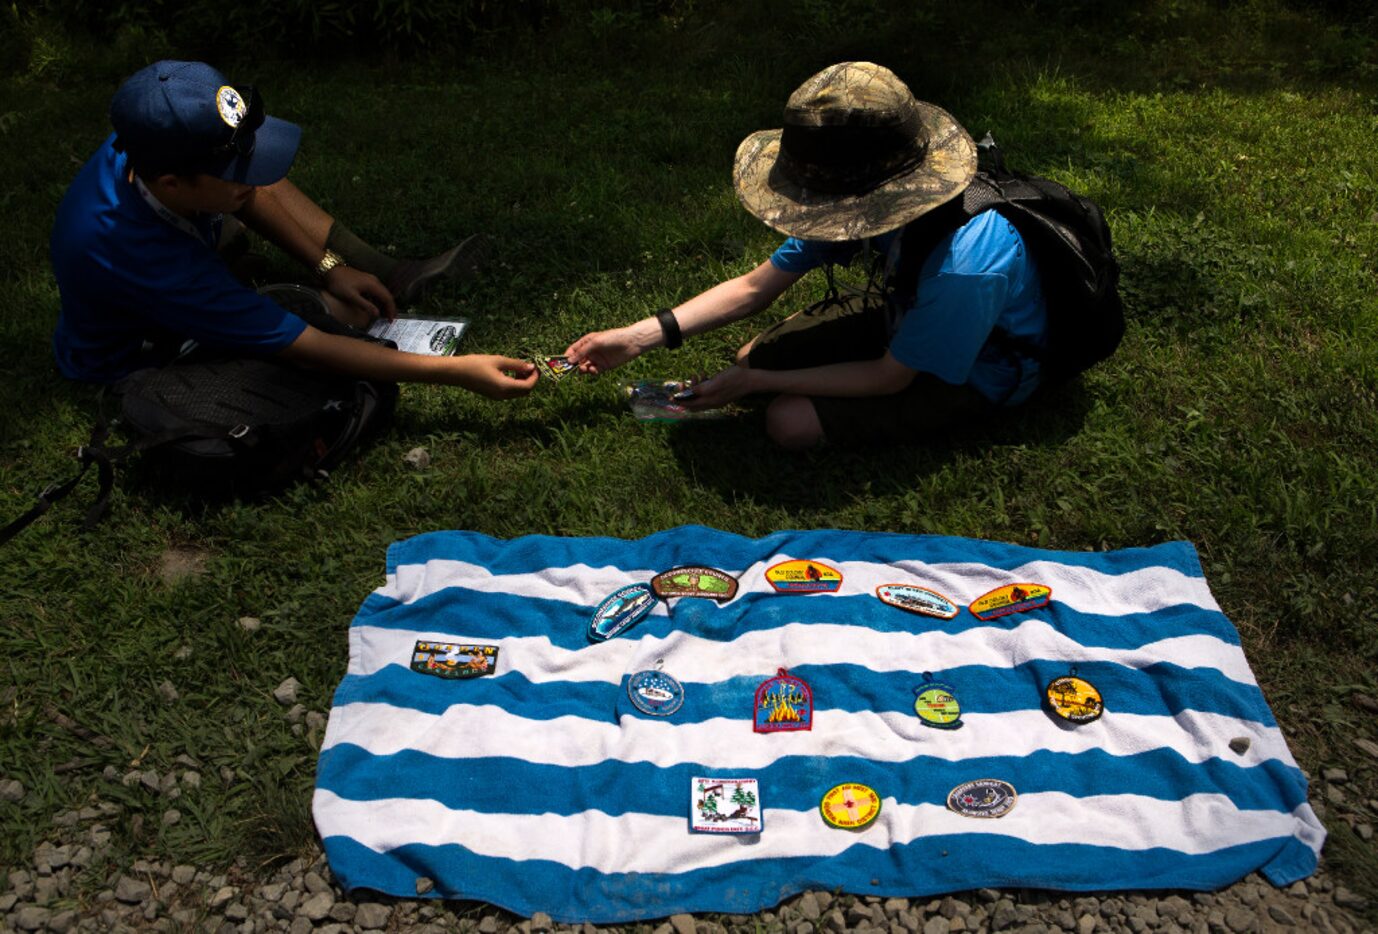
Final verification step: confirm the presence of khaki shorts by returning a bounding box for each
[746,292,992,447]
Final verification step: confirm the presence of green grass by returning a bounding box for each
[2,0,1377,916]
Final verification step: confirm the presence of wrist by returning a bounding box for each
[629,318,663,353]
[314,249,347,279]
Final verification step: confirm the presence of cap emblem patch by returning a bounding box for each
[216,85,248,128]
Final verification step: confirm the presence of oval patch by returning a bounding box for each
[588,583,657,642]
[968,583,1052,621]
[627,668,685,716]
[1046,675,1104,723]
[947,779,1018,818]
[765,559,843,594]
[913,683,962,729]
[876,583,959,619]
[820,783,882,830]
[652,566,739,601]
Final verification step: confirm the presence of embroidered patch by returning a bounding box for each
[651,566,739,601]
[765,559,843,593]
[216,85,247,128]
[968,583,1052,621]
[627,667,685,717]
[946,779,1018,819]
[1045,675,1104,723]
[754,668,813,732]
[588,583,657,642]
[820,783,882,831]
[410,641,498,679]
[876,583,959,619]
[691,777,762,833]
[913,682,962,729]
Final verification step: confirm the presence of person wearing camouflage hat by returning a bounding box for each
[565,61,1050,447]
[51,61,535,397]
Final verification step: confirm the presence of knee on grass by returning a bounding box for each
[766,395,824,451]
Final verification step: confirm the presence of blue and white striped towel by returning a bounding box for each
[313,527,1324,922]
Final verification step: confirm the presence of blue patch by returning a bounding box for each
[627,668,685,717]
[589,584,657,642]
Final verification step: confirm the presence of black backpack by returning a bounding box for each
[2,286,396,544]
[888,136,1125,390]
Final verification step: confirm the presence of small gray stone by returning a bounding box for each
[404,447,432,469]
[115,875,151,904]
[0,778,26,802]
[47,908,77,933]
[139,770,161,793]
[209,886,236,908]
[237,616,262,633]
[922,919,950,934]
[290,916,314,934]
[884,898,908,917]
[798,892,822,921]
[15,906,51,931]
[356,903,391,928]
[285,703,306,724]
[306,710,327,732]
[975,889,1000,904]
[824,909,847,933]
[1321,767,1348,783]
[668,913,694,934]
[162,808,181,826]
[273,678,301,706]
[1223,906,1255,933]
[1077,915,1096,934]
[225,902,249,922]
[170,865,195,885]
[158,680,180,703]
[478,916,500,934]
[1355,738,1378,759]
[1352,692,1378,714]
[182,770,201,789]
[1266,905,1296,925]
[329,902,356,922]
[0,893,16,912]
[1333,886,1367,910]
[990,903,1017,930]
[303,871,329,894]
[299,890,334,921]
[415,875,435,895]
[652,924,673,934]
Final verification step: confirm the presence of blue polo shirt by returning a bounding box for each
[769,210,1048,405]
[50,135,306,383]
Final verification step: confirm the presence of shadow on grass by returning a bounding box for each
[662,381,1096,512]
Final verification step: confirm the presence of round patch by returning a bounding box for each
[820,783,882,830]
[913,683,961,729]
[946,779,1017,819]
[627,668,685,717]
[216,85,247,128]
[1045,675,1104,724]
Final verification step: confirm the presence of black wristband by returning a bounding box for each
[655,307,683,350]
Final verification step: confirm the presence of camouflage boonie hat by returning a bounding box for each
[733,62,976,241]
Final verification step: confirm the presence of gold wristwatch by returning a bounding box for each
[314,248,347,278]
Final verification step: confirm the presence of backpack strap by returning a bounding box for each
[0,418,118,546]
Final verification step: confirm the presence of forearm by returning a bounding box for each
[235,186,325,269]
[279,328,457,384]
[630,264,800,352]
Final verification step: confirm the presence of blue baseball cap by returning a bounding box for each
[110,61,301,186]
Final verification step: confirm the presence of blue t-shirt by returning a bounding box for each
[770,211,1048,405]
[50,135,306,383]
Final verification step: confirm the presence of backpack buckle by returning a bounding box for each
[228,424,251,440]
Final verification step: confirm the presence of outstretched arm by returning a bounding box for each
[565,260,802,374]
[278,326,538,399]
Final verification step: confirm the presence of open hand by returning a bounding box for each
[565,325,650,375]
[448,355,539,399]
[323,266,398,323]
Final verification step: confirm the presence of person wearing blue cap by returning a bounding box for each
[51,60,536,397]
